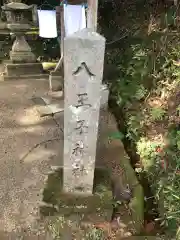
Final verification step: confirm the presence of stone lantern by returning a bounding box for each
[2,1,36,63]
[0,1,45,81]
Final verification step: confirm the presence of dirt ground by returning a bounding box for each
[0,79,65,238]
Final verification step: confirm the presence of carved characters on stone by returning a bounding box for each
[63,30,105,194]
[70,62,94,180]
[75,93,92,108]
[75,120,88,135]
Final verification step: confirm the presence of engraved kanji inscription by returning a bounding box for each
[72,141,84,156]
[75,93,92,108]
[72,158,85,175]
[75,120,88,134]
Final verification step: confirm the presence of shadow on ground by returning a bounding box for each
[0,79,64,235]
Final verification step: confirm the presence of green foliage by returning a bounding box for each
[176,131,180,150]
[103,0,180,237]
[47,216,106,240]
[177,227,180,240]
[168,128,180,151]
[126,114,143,141]
[109,42,151,108]
[135,85,147,100]
[108,131,124,141]
[137,134,180,234]
[48,217,65,239]
[137,138,160,170]
[84,228,105,240]
[150,107,166,121]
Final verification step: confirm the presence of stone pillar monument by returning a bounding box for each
[63,29,106,194]
[41,29,113,227]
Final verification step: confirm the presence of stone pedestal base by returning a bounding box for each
[1,62,49,81]
[9,33,36,63]
[40,167,113,225]
[10,50,36,63]
[6,62,43,76]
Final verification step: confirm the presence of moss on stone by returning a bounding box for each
[130,185,144,233]
[118,156,144,233]
[41,167,113,222]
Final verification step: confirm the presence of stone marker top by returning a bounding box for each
[64,29,106,75]
[64,28,106,42]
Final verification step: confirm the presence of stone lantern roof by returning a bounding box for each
[2,2,34,11]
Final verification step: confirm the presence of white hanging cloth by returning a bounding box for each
[38,10,58,38]
[63,4,86,37]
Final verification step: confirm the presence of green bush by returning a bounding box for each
[103,1,180,237]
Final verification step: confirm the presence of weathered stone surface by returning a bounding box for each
[9,35,36,63]
[12,35,31,52]
[10,50,36,63]
[2,0,36,64]
[2,74,49,81]
[40,167,113,221]
[0,22,8,31]
[5,63,44,76]
[63,29,106,194]
[105,136,144,233]
[101,84,109,108]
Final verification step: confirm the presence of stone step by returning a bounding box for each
[2,74,49,81]
[5,62,44,76]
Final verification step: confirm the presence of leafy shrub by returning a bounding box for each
[104,0,180,237]
[150,107,166,121]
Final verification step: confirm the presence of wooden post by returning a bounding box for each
[54,5,64,73]
[60,5,64,59]
[87,0,98,31]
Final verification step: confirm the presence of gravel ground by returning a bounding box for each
[0,79,64,238]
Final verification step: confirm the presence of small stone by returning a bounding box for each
[124,231,132,237]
